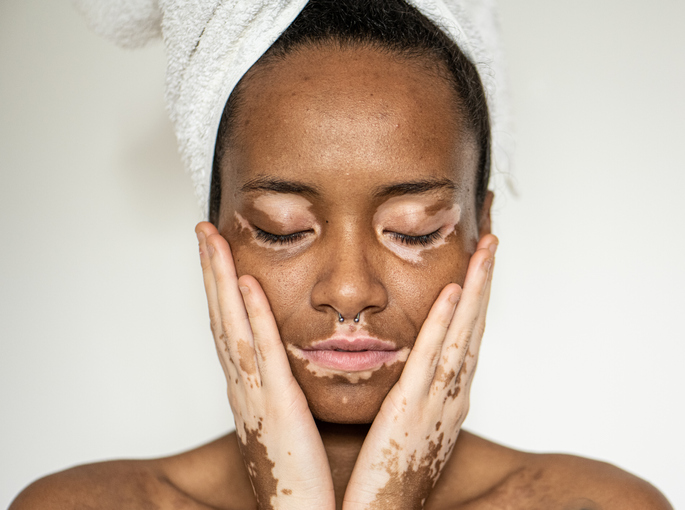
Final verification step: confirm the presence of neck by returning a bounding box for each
[316,420,371,508]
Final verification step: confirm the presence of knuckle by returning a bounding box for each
[437,315,453,331]
[456,326,474,347]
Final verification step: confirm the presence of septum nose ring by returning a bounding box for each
[338,313,361,323]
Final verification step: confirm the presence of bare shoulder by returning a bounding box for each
[525,452,673,510]
[442,431,673,510]
[9,458,190,510]
[9,433,254,510]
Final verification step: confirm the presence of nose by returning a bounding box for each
[310,233,388,322]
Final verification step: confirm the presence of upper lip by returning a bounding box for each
[302,337,398,352]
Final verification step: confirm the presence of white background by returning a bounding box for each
[1,0,683,507]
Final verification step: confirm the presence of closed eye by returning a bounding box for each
[386,229,443,247]
[254,227,312,245]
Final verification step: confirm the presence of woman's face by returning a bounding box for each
[217,45,491,423]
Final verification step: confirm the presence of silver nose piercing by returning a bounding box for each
[338,313,361,323]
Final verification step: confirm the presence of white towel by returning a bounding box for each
[75,0,512,215]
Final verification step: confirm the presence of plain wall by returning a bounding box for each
[1,0,683,507]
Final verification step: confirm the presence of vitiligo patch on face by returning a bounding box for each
[373,195,461,264]
[234,194,319,251]
[287,343,410,384]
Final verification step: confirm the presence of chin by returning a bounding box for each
[307,389,385,424]
[296,367,402,424]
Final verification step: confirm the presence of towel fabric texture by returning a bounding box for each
[75,0,511,215]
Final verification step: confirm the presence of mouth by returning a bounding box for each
[299,337,403,372]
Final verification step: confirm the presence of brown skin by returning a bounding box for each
[10,45,673,510]
[220,45,481,425]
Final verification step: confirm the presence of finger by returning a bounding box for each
[467,236,498,361]
[440,243,495,366]
[206,230,256,379]
[463,250,496,378]
[195,224,232,358]
[398,283,461,396]
[195,223,242,388]
[237,275,295,388]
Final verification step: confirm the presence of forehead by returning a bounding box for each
[223,45,478,197]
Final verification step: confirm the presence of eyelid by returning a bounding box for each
[384,228,443,247]
[253,226,314,245]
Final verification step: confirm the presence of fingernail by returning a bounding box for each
[196,231,206,244]
[239,285,250,296]
[207,243,215,258]
[488,242,498,256]
[449,292,461,305]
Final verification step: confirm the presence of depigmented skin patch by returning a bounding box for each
[373,196,462,264]
[286,343,410,384]
[234,194,320,253]
[368,433,447,509]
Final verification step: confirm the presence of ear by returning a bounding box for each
[478,190,494,238]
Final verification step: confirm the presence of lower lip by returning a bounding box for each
[300,349,398,371]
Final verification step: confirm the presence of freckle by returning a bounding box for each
[281,488,292,495]
[234,378,238,384]
[405,432,408,437]
[288,451,291,455]
[402,398,407,406]
[425,435,430,440]
[394,415,398,422]
[435,421,442,431]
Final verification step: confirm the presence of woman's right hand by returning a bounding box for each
[195,221,336,510]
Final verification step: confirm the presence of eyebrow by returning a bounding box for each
[240,177,321,198]
[371,178,458,199]
[239,176,457,199]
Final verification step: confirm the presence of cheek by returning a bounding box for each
[231,242,336,341]
[383,232,472,325]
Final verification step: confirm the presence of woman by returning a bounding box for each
[9,1,674,508]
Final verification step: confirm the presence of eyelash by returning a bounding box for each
[254,227,310,245]
[253,227,443,247]
[388,229,443,246]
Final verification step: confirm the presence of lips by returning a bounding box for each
[299,337,402,371]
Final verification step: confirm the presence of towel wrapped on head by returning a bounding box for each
[75,0,511,215]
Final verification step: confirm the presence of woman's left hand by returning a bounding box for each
[342,234,498,510]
